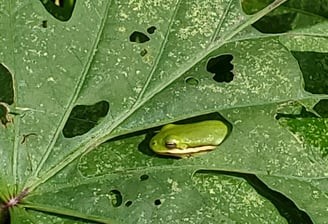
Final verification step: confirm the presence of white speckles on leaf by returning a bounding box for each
[171,180,182,192]
[242,191,264,208]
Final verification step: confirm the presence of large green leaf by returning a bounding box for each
[0,0,327,223]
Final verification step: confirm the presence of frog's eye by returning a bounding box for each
[165,140,177,149]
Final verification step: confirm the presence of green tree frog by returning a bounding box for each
[149,120,228,158]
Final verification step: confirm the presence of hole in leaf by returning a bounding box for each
[129,31,150,43]
[245,1,328,32]
[252,13,297,33]
[42,20,48,28]
[154,199,161,206]
[109,190,122,207]
[140,49,147,57]
[40,0,76,21]
[147,26,157,34]
[313,100,328,117]
[0,63,14,105]
[125,200,132,207]
[62,100,109,138]
[185,76,199,86]
[0,103,12,128]
[206,55,234,83]
[291,51,328,94]
[140,174,149,181]
[275,105,317,120]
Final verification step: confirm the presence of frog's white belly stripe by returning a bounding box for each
[162,145,216,155]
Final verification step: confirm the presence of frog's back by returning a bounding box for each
[173,120,228,146]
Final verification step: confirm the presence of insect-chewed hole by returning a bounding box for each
[42,20,48,28]
[129,31,150,43]
[241,1,297,33]
[0,63,14,128]
[140,174,149,181]
[252,13,297,33]
[275,102,317,120]
[154,199,161,206]
[125,200,133,207]
[185,76,199,86]
[109,190,122,207]
[291,51,328,94]
[62,100,110,138]
[313,100,328,117]
[147,26,157,34]
[206,55,234,83]
[0,63,15,105]
[0,103,12,128]
[40,0,76,21]
[140,49,148,57]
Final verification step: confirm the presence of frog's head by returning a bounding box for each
[150,134,215,158]
[149,134,175,154]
